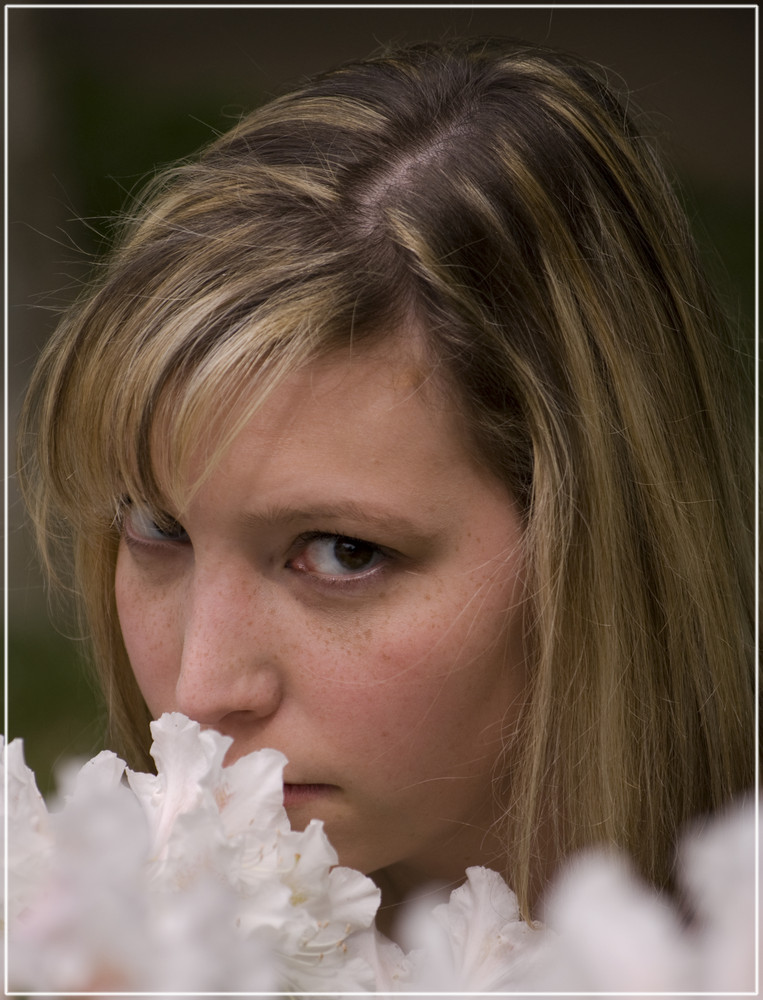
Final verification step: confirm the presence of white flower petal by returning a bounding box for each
[679,801,757,992]
[127,713,230,856]
[398,867,544,991]
[216,745,289,836]
[538,851,693,992]
[327,864,382,931]
[5,738,53,921]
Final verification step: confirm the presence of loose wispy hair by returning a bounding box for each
[18,38,754,917]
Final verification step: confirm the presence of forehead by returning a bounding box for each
[258,346,440,432]
[150,339,499,520]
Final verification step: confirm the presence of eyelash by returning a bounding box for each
[121,504,190,550]
[287,531,391,586]
[121,507,392,586]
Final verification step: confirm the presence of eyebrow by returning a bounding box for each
[241,500,440,543]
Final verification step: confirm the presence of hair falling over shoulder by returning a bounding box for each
[18,38,755,919]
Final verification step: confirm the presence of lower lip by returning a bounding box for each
[283,783,337,807]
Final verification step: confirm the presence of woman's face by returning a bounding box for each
[115,343,528,901]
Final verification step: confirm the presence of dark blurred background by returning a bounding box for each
[6,7,755,793]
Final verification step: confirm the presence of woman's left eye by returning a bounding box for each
[287,533,387,579]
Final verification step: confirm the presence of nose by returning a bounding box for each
[174,559,284,728]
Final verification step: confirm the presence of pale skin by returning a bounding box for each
[115,341,529,936]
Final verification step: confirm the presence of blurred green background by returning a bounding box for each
[6,7,755,795]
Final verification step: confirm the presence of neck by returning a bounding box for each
[370,865,455,942]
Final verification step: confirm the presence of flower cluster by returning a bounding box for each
[2,713,756,995]
[4,714,379,993]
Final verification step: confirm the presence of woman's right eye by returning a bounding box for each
[122,505,190,547]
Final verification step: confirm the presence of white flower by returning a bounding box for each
[536,850,694,993]
[678,800,757,993]
[8,747,156,991]
[3,718,756,994]
[530,803,757,995]
[130,714,380,991]
[4,735,53,923]
[374,866,549,992]
[4,713,379,993]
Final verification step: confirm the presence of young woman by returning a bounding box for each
[18,39,754,935]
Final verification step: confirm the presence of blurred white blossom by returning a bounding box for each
[678,801,757,993]
[526,799,757,997]
[535,851,694,993]
[4,714,379,993]
[2,716,756,994]
[353,866,550,992]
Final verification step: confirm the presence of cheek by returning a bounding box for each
[114,545,180,713]
[304,566,526,770]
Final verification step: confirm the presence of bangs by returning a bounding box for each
[66,267,412,538]
[99,288,354,526]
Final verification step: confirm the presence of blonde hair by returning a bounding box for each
[18,39,754,916]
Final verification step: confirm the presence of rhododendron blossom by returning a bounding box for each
[2,713,756,994]
[5,714,380,993]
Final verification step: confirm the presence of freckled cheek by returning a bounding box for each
[299,605,486,733]
[298,597,447,685]
[114,555,182,712]
[307,575,525,757]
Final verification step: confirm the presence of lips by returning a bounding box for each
[283,782,338,807]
